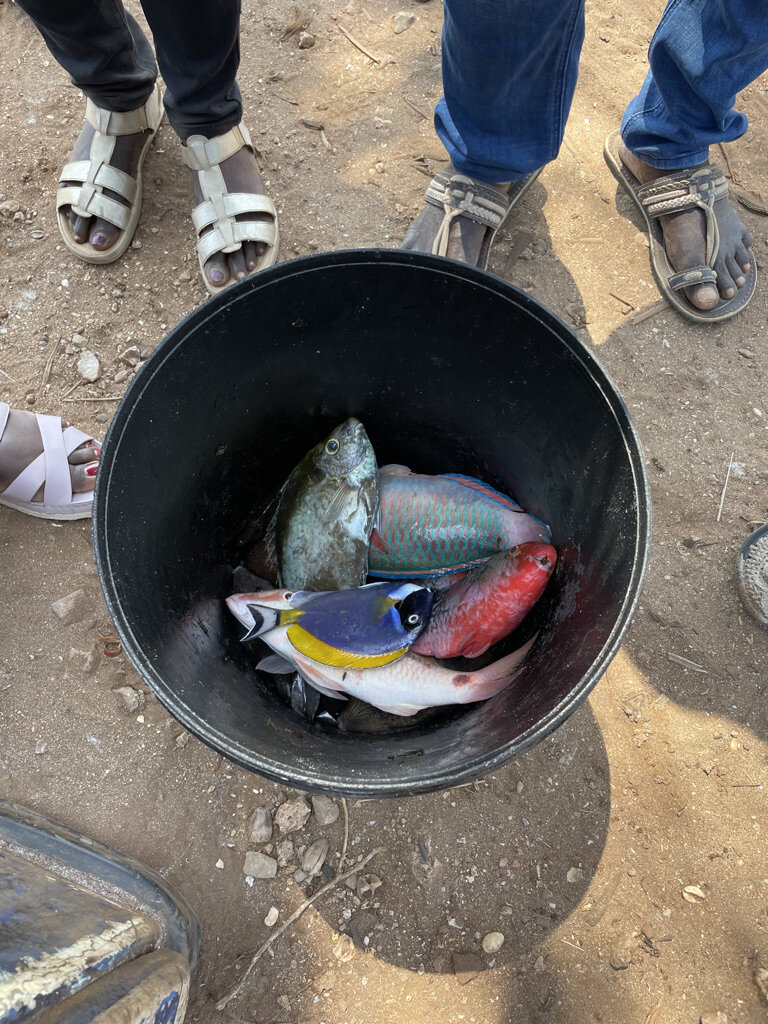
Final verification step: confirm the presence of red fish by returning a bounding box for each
[411,543,556,659]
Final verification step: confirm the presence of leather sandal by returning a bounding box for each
[181,123,279,295]
[424,164,542,270]
[57,82,164,264]
[603,129,757,323]
[0,403,99,520]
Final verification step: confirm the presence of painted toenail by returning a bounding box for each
[85,463,99,477]
[209,268,225,283]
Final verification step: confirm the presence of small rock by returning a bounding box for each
[700,1013,727,1024]
[77,350,101,382]
[179,270,192,283]
[276,838,295,867]
[393,11,415,33]
[298,30,316,48]
[243,851,277,879]
[13,211,25,223]
[738,348,754,359]
[312,794,340,825]
[72,333,87,346]
[215,858,224,869]
[301,838,329,876]
[356,873,382,899]
[682,884,706,903]
[94,412,108,423]
[293,868,308,883]
[264,906,279,927]
[275,797,311,833]
[34,740,47,755]
[610,949,631,970]
[119,345,142,366]
[566,867,583,884]
[534,955,545,973]
[333,933,356,963]
[516,780,524,794]
[481,932,504,954]
[113,368,130,384]
[25,393,35,405]
[113,686,145,712]
[174,732,189,749]
[249,806,273,843]
[452,951,484,985]
[51,589,93,625]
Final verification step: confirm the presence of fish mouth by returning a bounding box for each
[225,594,256,630]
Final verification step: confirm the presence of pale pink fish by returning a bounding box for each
[256,628,537,716]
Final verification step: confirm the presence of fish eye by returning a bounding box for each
[407,613,420,625]
[325,438,340,454]
[284,592,294,600]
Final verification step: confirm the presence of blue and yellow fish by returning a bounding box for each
[226,582,433,669]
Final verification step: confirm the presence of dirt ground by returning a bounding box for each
[2,0,768,1021]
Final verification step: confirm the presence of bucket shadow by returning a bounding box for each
[204,700,609,1014]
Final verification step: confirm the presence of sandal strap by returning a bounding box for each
[1,416,92,505]
[181,123,254,172]
[85,87,164,137]
[668,265,718,293]
[638,166,728,267]
[425,171,511,257]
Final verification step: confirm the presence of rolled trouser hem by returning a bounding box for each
[76,81,158,115]
[171,111,244,144]
[623,148,711,172]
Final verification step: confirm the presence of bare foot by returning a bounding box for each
[402,169,512,266]
[0,410,99,502]
[61,120,154,252]
[620,143,753,311]
[191,145,271,289]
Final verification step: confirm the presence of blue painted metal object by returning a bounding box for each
[0,800,199,1024]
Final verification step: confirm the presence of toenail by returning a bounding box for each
[736,276,745,286]
[209,268,225,283]
[92,233,107,246]
[85,463,99,477]
[724,287,735,298]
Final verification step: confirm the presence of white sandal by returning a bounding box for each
[0,403,99,520]
[181,123,279,295]
[57,82,164,264]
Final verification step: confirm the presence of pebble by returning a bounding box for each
[72,333,87,346]
[333,933,356,963]
[113,368,130,384]
[566,866,584,884]
[94,412,108,424]
[700,1013,727,1024]
[298,30,316,48]
[275,797,311,833]
[242,851,277,879]
[301,838,329,876]
[113,686,144,712]
[35,740,47,755]
[738,348,754,359]
[293,868,308,883]
[264,906,279,927]
[610,949,631,970]
[119,345,142,366]
[51,589,93,625]
[312,794,340,825]
[481,931,504,954]
[77,351,101,382]
[534,955,545,973]
[249,806,273,843]
[356,873,382,899]
[215,859,224,869]
[276,838,295,867]
[393,11,415,33]
[174,732,189,749]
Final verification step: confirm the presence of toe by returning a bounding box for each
[713,259,737,299]
[684,282,720,310]
[71,460,99,495]
[73,214,92,244]
[735,240,752,275]
[725,252,746,289]
[89,217,119,250]
[69,441,101,466]
[205,252,230,288]
[228,246,248,281]
[243,240,266,272]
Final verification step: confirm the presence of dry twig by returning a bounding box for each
[216,846,384,1011]
[338,796,349,875]
[338,24,381,64]
[717,450,734,522]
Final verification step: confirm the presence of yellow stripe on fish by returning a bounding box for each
[285,624,408,668]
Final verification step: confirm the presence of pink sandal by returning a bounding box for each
[0,403,100,520]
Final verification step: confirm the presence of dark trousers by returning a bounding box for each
[15,0,243,139]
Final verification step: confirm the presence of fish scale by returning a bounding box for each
[369,466,551,579]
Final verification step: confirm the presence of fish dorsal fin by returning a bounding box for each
[257,654,295,674]
[286,625,406,668]
[371,701,426,716]
[369,557,490,580]
[379,464,412,477]
[438,473,523,512]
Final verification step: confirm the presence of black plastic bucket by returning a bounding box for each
[93,250,651,798]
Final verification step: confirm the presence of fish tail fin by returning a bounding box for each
[238,603,302,641]
[464,635,538,701]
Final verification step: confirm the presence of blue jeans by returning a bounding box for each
[437,0,768,182]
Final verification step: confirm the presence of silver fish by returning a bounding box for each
[268,418,379,591]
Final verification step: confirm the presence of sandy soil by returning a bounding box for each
[1,0,767,1022]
